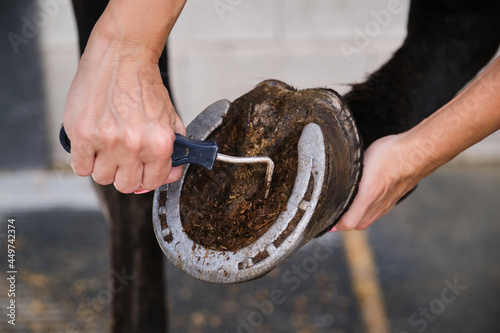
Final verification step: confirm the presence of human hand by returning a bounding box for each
[63,37,185,194]
[335,133,423,230]
[335,56,500,231]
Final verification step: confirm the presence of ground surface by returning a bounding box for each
[1,165,499,333]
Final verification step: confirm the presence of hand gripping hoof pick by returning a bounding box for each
[59,118,274,198]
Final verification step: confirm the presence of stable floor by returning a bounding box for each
[1,165,499,333]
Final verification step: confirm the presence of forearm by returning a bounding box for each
[402,56,500,179]
[84,0,186,61]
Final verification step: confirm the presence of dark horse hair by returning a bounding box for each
[345,0,500,148]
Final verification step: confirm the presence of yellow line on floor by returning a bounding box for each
[343,230,391,333]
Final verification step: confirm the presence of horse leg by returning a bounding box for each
[345,0,500,148]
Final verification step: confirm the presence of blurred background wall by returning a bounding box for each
[0,0,49,170]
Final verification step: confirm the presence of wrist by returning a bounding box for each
[90,13,162,62]
[88,0,186,60]
[78,22,163,74]
[398,127,442,180]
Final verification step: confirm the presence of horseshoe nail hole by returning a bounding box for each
[159,214,168,230]
[303,171,315,202]
[238,258,254,270]
[163,231,173,243]
[252,251,269,265]
[271,171,315,249]
[266,243,277,255]
[159,191,168,207]
[273,209,305,248]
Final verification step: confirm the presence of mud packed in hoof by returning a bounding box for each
[180,80,359,252]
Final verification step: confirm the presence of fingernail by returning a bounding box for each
[328,226,338,232]
[134,189,152,194]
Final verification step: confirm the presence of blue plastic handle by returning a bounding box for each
[59,125,72,153]
[59,126,219,170]
[171,134,218,170]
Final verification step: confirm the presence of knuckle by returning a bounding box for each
[150,131,174,157]
[73,125,97,148]
[79,125,94,141]
[97,121,137,152]
[150,146,169,161]
[124,130,144,153]
[75,141,95,158]
[100,131,118,148]
[96,118,116,137]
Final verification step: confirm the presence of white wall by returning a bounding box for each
[169,0,409,123]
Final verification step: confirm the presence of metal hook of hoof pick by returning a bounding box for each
[171,135,274,198]
[59,126,274,198]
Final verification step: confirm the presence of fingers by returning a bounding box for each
[90,151,116,185]
[140,113,186,188]
[139,161,183,191]
[335,196,368,231]
[335,186,395,231]
[139,128,177,190]
[140,157,172,191]
[161,113,187,184]
[104,131,172,193]
[67,109,185,194]
[69,137,95,177]
[113,161,144,193]
[335,178,400,231]
[173,113,186,136]
[165,165,184,184]
[75,127,183,194]
[127,119,185,193]
[91,148,144,193]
